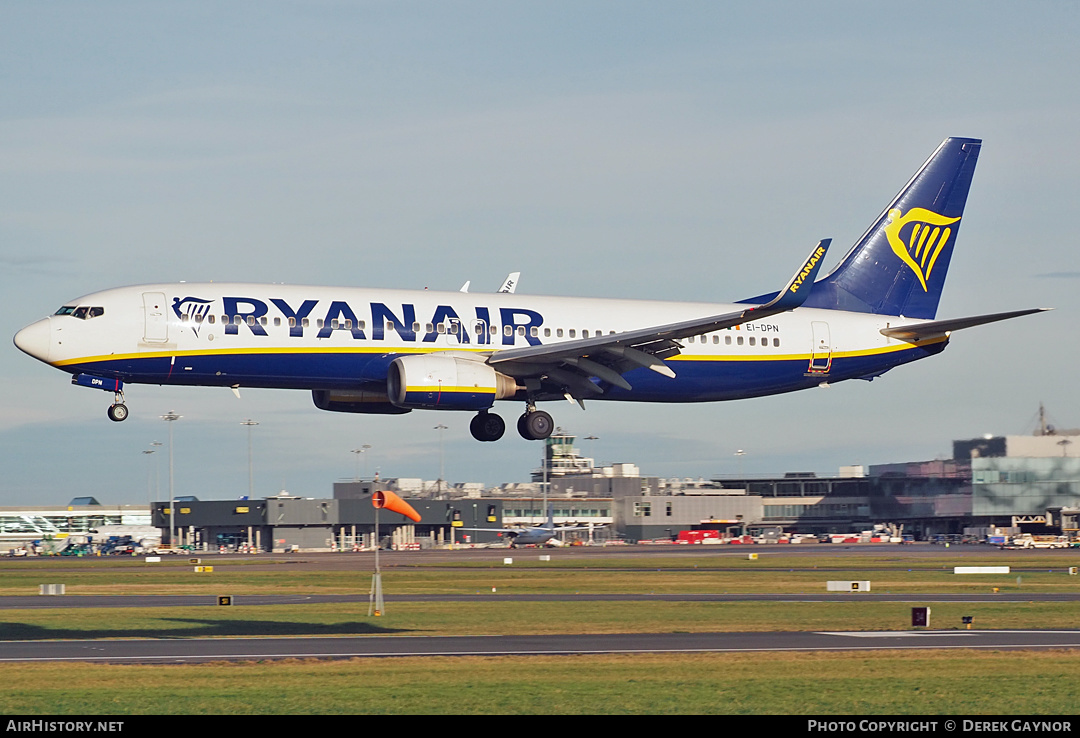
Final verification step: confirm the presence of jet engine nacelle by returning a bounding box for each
[388,354,520,410]
[312,388,412,415]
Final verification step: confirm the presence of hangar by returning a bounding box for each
[150,492,508,551]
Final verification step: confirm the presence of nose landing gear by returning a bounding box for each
[107,391,128,422]
[71,374,129,422]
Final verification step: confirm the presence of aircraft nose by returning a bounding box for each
[13,318,51,362]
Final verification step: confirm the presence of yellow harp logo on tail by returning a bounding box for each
[883,208,961,292]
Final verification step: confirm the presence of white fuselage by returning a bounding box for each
[15,282,943,406]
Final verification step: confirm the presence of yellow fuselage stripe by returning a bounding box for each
[52,335,946,369]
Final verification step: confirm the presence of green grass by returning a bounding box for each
[0,600,1076,640]
[3,549,1079,714]
[1,551,1076,594]
[2,650,1079,714]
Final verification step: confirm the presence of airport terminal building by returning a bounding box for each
[135,427,1080,551]
[8,425,1080,552]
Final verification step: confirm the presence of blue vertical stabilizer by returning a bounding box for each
[743,138,981,320]
[806,137,981,319]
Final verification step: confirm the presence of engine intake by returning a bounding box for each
[388,354,520,410]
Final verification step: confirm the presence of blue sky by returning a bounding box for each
[2,1,1078,505]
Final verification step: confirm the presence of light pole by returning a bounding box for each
[351,445,372,482]
[542,434,550,526]
[142,449,156,510]
[584,435,598,473]
[149,441,162,502]
[161,411,181,547]
[240,419,258,499]
[435,424,448,497]
[735,449,746,478]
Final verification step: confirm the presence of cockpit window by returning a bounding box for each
[60,306,105,320]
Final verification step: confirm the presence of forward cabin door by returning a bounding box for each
[142,292,169,344]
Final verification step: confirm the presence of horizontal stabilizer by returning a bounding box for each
[880,308,1050,341]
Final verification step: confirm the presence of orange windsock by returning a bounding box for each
[372,490,421,522]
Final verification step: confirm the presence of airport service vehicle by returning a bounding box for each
[13,138,1046,442]
[1007,534,1069,549]
[676,530,723,544]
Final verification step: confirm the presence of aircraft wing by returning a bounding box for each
[880,308,1050,341]
[486,240,830,400]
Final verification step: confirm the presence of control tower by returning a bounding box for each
[531,428,596,482]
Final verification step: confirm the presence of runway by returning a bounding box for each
[3,629,1080,664]
[2,592,1080,609]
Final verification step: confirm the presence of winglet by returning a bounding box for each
[498,272,520,294]
[754,239,831,314]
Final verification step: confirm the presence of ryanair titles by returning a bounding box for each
[172,296,544,346]
[788,244,827,294]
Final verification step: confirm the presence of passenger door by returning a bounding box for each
[142,292,169,344]
[809,321,831,373]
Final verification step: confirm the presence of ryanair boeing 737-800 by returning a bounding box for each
[13,138,1046,442]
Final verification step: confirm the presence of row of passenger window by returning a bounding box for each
[711,335,781,348]
[184,313,780,347]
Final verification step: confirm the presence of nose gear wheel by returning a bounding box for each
[107,391,128,422]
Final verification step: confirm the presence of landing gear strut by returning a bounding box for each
[107,391,128,422]
[469,411,505,442]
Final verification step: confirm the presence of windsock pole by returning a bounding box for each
[369,503,384,616]
[367,490,419,617]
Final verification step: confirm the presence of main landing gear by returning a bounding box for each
[469,411,505,442]
[469,407,554,442]
[107,391,128,422]
[517,408,553,441]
